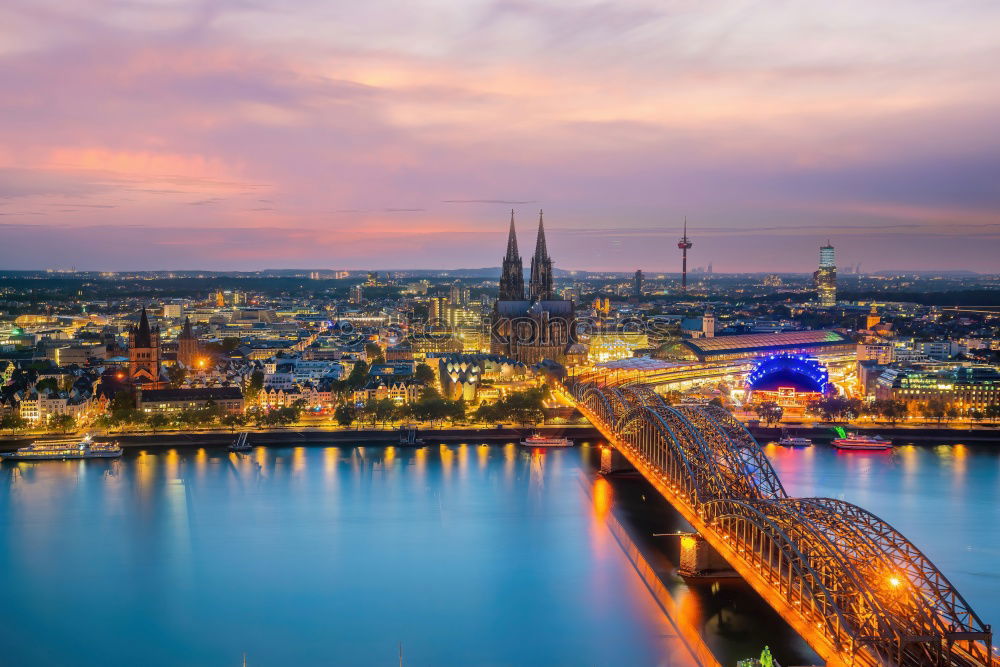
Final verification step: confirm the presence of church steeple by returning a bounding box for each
[529,209,553,301]
[499,209,525,300]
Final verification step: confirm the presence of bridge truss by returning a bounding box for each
[565,377,995,667]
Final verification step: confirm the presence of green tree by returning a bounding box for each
[48,413,76,433]
[345,361,369,390]
[922,398,947,424]
[413,363,435,386]
[375,398,396,426]
[987,404,1000,423]
[0,414,28,435]
[334,403,356,427]
[166,365,187,389]
[878,399,908,425]
[245,370,265,402]
[146,413,170,433]
[754,401,784,426]
[364,343,385,365]
[221,413,248,432]
[35,378,59,394]
[474,402,497,424]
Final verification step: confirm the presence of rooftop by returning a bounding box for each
[682,330,850,356]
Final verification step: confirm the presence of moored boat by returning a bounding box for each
[832,434,892,451]
[519,433,572,447]
[778,435,813,447]
[1,434,122,461]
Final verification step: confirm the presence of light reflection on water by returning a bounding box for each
[0,445,688,667]
[765,442,1000,627]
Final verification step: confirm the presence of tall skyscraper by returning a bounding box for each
[677,218,693,291]
[632,269,643,302]
[815,241,837,307]
[529,210,553,301]
[499,210,525,301]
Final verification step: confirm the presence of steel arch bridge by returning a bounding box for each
[562,377,995,667]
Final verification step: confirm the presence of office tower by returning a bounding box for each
[815,241,837,307]
[632,269,643,302]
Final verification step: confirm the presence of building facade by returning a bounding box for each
[491,211,579,365]
[814,242,837,306]
[128,307,163,387]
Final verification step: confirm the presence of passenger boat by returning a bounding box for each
[1,434,122,461]
[229,432,252,452]
[519,433,572,447]
[778,435,813,447]
[832,434,892,451]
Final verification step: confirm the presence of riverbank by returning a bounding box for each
[749,424,1000,445]
[0,425,603,451]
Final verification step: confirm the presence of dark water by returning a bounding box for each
[1,442,997,667]
[0,445,694,667]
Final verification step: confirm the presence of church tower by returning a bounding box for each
[499,210,525,300]
[529,210,553,301]
[177,316,199,369]
[128,306,162,386]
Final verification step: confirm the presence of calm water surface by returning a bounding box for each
[0,445,686,667]
[1,441,997,666]
[763,442,1000,627]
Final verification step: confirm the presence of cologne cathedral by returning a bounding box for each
[491,211,582,365]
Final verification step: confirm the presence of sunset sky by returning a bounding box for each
[2,1,999,272]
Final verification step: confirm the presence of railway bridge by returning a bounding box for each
[560,376,996,666]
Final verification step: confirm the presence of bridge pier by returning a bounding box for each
[678,532,736,578]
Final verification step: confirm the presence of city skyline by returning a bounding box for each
[2,1,1000,272]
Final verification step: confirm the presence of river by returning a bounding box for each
[0,441,996,666]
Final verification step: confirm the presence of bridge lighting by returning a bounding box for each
[888,576,901,588]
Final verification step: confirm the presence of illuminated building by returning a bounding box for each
[428,296,449,325]
[491,211,580,365]
[137,387,244,415]
[176,316,200,369]
[349,284,364,304]
[449,281,470,306]
[745,353,828,407]
[586,330,649,363]
[128,307,164,387]
[679,330,854,363]
[875,366,1000,412]
[814,242,837,306]
[865,304,881,330]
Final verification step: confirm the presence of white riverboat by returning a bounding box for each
[1,435,122,461]
[519,433,573,448]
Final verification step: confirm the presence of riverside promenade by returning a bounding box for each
[0,424,603,451]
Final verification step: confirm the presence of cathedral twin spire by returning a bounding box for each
[499,210,553,302]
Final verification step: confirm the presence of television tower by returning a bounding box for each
[677,217,693,291]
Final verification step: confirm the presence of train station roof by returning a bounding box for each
[681,330,851,359]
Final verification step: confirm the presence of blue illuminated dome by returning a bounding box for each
[746,354,828,393]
